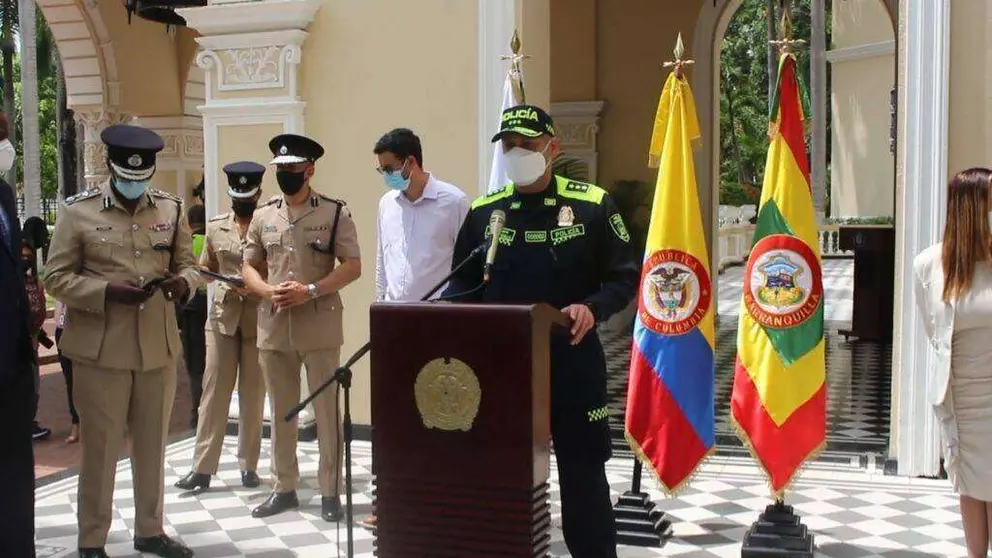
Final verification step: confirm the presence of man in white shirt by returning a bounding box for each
[364,128,468,528]
[373,128,469,302]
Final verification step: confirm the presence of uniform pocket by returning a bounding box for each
[83,230,124,264]
[146,230,174,269]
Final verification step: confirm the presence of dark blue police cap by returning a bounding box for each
[269,133,325,165]
[223,161,265,198]
[101,124,164,181]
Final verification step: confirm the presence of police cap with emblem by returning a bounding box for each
[223,161,265,199]
[101,124,165,181]
[491,104,556,142]
[268,133,325,165]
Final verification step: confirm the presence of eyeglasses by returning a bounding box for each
[374,159,409,175]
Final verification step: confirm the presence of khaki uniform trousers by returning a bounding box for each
[260,348,344,496]
[192,328,265,474]
[74,362,177,548]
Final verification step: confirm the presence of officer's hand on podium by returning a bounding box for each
[562,303,595,346]
[106,283,154,306]
[271,281,309,309]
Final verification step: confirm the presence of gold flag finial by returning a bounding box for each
[663,32,695,78]
[770,3,805,54]
[510,29,521,55]
[500,29,529,104]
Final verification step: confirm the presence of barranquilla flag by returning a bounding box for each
[732,52,826,497]
[625,68,715,494]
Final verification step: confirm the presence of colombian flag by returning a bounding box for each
[731,53,826,497]
[625,68,715,494]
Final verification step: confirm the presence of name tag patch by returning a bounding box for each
[485,225,517,246]
[551,225,585,245]
[149,222,172,232]
[525,230,547,243]
[263,225,278,233]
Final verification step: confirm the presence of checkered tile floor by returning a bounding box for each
[605,259,893,461]
[35,438,966,557]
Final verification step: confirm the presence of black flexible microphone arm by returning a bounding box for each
[283,241,486,558]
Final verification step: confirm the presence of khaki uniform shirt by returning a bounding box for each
[44,181,202,371]
[202,212,259,338]
[244,191,361,352]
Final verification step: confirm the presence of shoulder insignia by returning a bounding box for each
[209,212,229,222]
[556,176,605,204]
[64,189,100,205]
[262,195,281,207]
[149,188,183,204]
[318,193,345,206]
[470,184,514,210]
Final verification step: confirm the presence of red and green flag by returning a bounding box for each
[731,52,826,497]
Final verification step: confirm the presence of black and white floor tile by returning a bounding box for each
[35,438,965,558]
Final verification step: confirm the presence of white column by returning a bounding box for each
[810,0,827,220]
[180,0,320,434]
[76,109,134,190]
[550,101,606,182]
[894,0,950,477]
[477,0,518,197]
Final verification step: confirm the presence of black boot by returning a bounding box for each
[133,534,194,558]
[322,496,343,522]
[78,548,109,558]
[241,470,260,488]
[174,472,210,491]
[251,491,299,518]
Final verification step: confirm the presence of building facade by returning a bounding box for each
[38,0,991,476]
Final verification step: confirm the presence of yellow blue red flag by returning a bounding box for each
[624,68,715,493]
[732,53,826,497]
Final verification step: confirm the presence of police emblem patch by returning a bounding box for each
[239,176,247,185]
[127,154,143,167]
[414,357,481,432]
[280,145,288,155]
[639,249,711,336]
[557,205,575,227]
[744,234,823,329]
[609,213,630,243]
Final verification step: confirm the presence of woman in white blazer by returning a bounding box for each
[913,167,992,558]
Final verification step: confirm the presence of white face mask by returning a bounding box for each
[504,146,549,186]
[0,139,16,173]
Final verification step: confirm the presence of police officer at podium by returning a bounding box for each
[443,105,639,558]
[242,134,362,522]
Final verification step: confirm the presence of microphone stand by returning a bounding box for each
[284,241,487,558]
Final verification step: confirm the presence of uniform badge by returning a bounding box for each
[263,224,278,233]
[239,176,247,185]
[280,145,288,155]
[557,205,575,227]
[149,222,173,232]
[128,154,143,167]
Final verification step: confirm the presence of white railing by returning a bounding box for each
[716,204,853,270]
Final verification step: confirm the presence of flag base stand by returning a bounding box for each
[613,460,673,546]
[740,502,814,558]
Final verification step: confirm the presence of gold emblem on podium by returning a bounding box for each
[414,358,481,432]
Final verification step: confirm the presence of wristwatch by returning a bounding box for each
[307,283,319,300]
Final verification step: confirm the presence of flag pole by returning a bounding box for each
[738,8,815,558]
[613,33,700,548]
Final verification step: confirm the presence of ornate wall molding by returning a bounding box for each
[76,109,134,190]
[551,101,606,182]
[196,41,303,93]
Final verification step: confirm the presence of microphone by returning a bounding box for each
[483,210,506,284]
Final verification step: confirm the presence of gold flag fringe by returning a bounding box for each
[729,411,826,501]
[624,430,717,497]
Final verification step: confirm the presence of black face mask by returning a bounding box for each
[232,200,257,218]
[276,170,306,196]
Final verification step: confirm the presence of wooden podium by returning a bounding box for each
[369,302,568,557]
[838,226,895,342]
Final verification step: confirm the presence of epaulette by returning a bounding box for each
[312,193,345,208]
[149,188,183,204]
[209,212,229,222]
[64,189,100,205]
[470,184,514,210]
[318,193,345,205]
[556,177,606,204]
[262,195,281,207]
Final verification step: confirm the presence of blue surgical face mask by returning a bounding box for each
[383,160,411,191]
[114,178,149,200]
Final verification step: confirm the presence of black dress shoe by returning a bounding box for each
[251,491,299,518]
[241,470,260,488]
[134,534,194,558]
[78,548,109,558]
[174,472,210,491]
[322,496,343,522]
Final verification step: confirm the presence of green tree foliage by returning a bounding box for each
[719,0,822,207]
